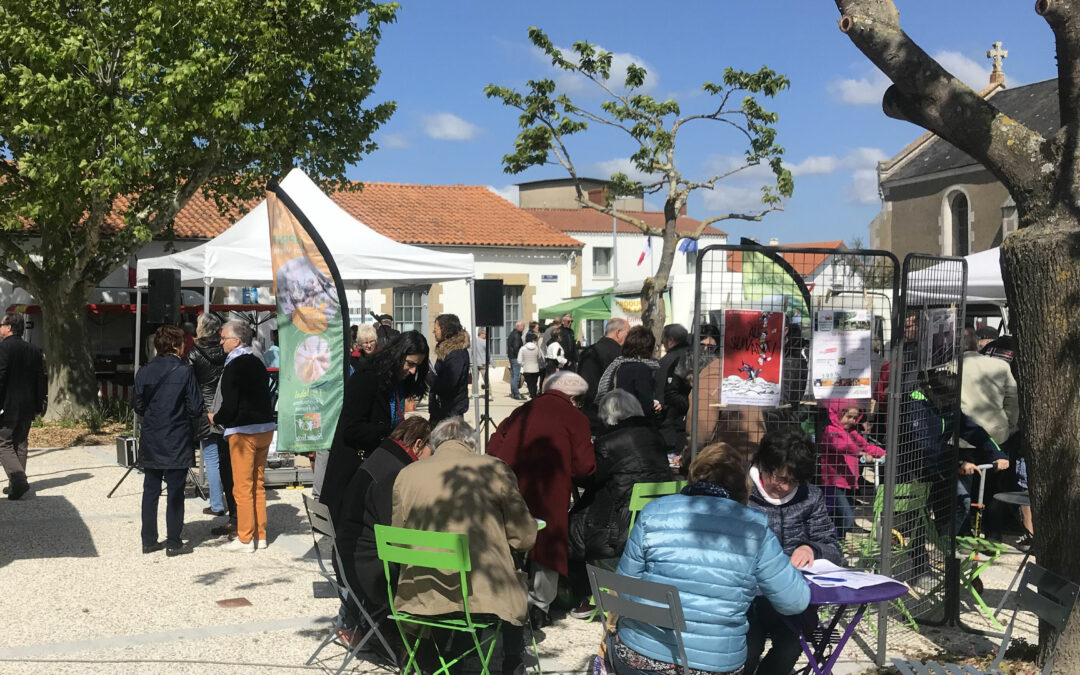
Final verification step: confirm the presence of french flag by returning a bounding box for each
[637,237,652,266]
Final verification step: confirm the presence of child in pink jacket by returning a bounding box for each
[820,399,885,538]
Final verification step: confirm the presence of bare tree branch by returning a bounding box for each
[834,0,1049,201]
[573,196,663,236]
[691,205,784,238]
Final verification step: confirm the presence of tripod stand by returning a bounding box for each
[479,325,493,444]
[108,456,208,501]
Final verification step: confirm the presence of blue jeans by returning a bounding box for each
[201,438,225,513]
[822,485,855,539]
[509,359,522,397]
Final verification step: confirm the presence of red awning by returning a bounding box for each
[7,303,276,316]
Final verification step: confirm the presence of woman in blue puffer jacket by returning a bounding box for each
[614,442,810,675]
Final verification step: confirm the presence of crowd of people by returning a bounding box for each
[100,303,1031,674]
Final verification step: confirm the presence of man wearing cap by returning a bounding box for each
[487,370,595,629]
[375,314,400,350]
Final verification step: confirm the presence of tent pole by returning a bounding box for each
[468,277,482,450]
[134,285,143,438]
[203,280,210,314]
[360,281,367,318]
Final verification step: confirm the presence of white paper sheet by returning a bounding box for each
[800,560,907,590]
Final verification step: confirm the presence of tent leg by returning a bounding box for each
[134,287,142,438]
[203,280,210,314]
[468,278,482,451]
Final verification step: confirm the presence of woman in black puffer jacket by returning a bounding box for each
[187,314,231,521]
[569,390,674,568]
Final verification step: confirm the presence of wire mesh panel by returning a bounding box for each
[690,245,898,537]
[876,254,967,645]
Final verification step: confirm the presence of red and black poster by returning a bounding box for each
[720,309,785,406]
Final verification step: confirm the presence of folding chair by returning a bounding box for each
[628,480,687,532]
[851,482,930,632]
[302,494,397,674]
[894,563,1079,675]
[374,524,501,675]
[586,565,690,675]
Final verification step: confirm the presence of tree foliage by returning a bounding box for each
[0,0,398,416]
[485,27,794,338]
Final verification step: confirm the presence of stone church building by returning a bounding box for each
[870,48,1059,260]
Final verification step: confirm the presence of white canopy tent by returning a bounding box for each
[905,247,1006,305]
[135,168,482,433]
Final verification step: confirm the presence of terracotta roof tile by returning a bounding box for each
[528,208,723,236]
[726,240,846,276]
[144,182,583,248]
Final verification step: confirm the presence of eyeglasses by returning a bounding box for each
[222,335,240,343]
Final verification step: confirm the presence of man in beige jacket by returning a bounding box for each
[392,416,537,674]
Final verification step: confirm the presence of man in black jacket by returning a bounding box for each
[577,318,628,409]
[335,417,432,644]
[655,324,692,453]
[557,314,579,370]
[506,320,525,400]
[0,312,47,500]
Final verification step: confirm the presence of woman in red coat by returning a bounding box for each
[487,370,595,628]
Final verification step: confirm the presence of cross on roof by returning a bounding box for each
[987,41,1008,74]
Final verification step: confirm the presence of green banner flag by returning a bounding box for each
[267,184,349,454]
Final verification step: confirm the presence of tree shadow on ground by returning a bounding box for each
[193,567,235,586]
[0,495,98,569]
[27,472,94,494]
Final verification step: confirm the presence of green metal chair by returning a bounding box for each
[374,525,500,675]
[852,482,931,632]
[628,480,687,532]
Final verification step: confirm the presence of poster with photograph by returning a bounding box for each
[720,309,785,406]
[924,307,957,368]
[268,187,348,454]
[812,309,872,399]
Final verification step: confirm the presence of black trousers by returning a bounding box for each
[216,434,237,522]
[745,597,814,675]
[141,468,187,548]
[0,418,32,483]
[523,372,540,398]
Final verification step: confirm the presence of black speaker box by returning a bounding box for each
[147,268,181,325]
[474,279,505,327]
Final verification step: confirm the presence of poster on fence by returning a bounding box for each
[811,309,872,399]
[268,185,349,454]
[923,307,957,368]
[720,309,784,406]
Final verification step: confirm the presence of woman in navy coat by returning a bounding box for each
[133,325,204,556]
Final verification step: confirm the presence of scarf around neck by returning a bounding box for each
[749,464,797,506]
[680,481,733,500]
[225,345,254,365]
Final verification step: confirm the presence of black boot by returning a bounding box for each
[7,472,29,500]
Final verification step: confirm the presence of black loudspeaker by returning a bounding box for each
[147,268,181,325]
[474,279,505,327]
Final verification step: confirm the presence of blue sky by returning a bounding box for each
[345,1,1056,246]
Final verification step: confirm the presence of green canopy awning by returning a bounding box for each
[538,294,611,321]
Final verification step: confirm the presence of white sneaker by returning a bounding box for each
[224,537,256,553]
[256,539,267,550]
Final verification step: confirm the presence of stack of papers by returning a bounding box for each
[799,559,907,590]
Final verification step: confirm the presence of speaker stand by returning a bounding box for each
[107,465,139,498]
[481,326,493,445]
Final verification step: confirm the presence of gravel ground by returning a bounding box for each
[0,374,1036,674]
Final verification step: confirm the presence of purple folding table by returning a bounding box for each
[783,576,908,675]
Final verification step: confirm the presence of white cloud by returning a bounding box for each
[827,71,890,105]
[933,50,991,89]
[702,184,772,214]
[788,147,887,176]
[379,133,410,149]
[846,168,881,205]
[421,113,480,141]
[486,184,519,205]
[594,157,661,184]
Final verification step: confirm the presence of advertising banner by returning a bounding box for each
[812,309,873,399]
[267,184,349,453]
[720,309,784,406]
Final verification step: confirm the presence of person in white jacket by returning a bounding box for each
[517,333,544,398]
[544,327,566,378]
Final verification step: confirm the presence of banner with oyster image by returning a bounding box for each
[268,184,349,454]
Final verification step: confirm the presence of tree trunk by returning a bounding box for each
[36,289,99,421]
[999,218,1080,672]
[639,207,683,353]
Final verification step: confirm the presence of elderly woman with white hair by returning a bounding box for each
[487,370,596,629]
[567,390,675,619]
